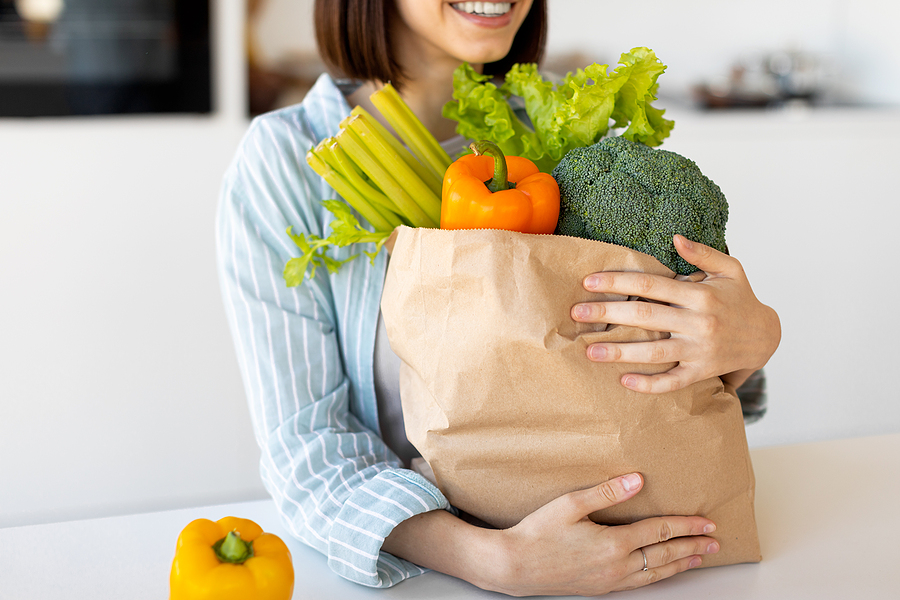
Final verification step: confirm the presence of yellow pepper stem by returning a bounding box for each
[213,531,254,564]
[469,140,512,193]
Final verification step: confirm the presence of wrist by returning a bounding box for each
[381,509,508,592]
[466,526,513,593]
[721,368,756,390]
[479,527,533,596]
[725,304,780,389]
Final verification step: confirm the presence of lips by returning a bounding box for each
[448,1,516,29]
[450,2,513,18]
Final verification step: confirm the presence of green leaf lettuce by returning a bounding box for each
[443,47,674,173]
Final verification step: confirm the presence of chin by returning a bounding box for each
[456,43,515,66]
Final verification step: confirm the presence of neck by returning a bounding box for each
[394,59,463,142]
[346,61,475,145]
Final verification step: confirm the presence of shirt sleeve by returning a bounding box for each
[736,368,768,424]
[215,114,451,587]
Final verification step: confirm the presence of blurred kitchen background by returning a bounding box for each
[244,0,900,114]
[2,0,898,529]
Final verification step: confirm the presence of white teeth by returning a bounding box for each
[452,2,512,17]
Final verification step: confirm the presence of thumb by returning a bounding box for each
[561,473,643,522]
[673,234,734,278]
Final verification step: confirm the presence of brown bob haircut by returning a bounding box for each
[314,0,547,87]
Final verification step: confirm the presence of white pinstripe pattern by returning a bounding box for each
[329,554,379,578]
[360,486,416,517]
[215,73,451,588]
[330,537,381,561]
[223,186,328,550]
[345,500,402,526]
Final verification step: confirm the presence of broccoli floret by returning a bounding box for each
[552,136,728,275]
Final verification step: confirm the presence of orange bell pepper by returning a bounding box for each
[440,140,560,234]
[169,516,294,600]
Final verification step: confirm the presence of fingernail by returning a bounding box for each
[573,304,590,319]
[623,376,636,388]
[621,473,641,492]
[584,275,600,290]
[678,235,693,249]
[689,557,702,569]
[589,345,606,360]
[706,541,720,554]
[703,523,716,534]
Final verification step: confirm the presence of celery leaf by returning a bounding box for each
[283,203,391,287]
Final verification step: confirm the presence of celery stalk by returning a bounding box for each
[285,83,451,286]
[328,142,410,223]
[334,127,438,229]
[344,114,442,225]
[306,150,400,231]
[369,83,453,181]
[315,139,407,222]
[346,106,444,196]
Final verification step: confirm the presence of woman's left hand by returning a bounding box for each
[572,235,781,394]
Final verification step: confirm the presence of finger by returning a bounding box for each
[587,339,688,366]
[582,271,699,307]
[673,235,743,280]
[616,555,703,592]
[620,516,716,552]
[620,365,703,394]
[572,298,701,334]
[558,473,643,522]
[636,537,719,573]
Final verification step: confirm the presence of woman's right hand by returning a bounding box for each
[488,473,719,597]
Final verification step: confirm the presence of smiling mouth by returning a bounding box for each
[450,2,513,17]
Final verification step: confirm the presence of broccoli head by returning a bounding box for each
[552,136,728,275]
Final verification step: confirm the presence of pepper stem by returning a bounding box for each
[213,531,254,564]
[469,140,511,193]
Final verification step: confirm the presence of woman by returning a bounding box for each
[216,0,781,595]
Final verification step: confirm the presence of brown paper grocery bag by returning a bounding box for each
[381,226,761,568]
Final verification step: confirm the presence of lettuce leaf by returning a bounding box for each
[442,64,546,167]
[443,47,674,173]
[606,47,674,147]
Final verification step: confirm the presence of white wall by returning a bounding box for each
[0,1,267,528]
[2,1,899,529]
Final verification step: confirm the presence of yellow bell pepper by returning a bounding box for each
[169,516,294,600]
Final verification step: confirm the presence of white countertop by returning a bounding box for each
[2,432,898,599]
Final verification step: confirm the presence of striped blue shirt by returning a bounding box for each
[215,73,450,587]
[216,72,769,589]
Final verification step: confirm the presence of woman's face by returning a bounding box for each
[390,0,535,68]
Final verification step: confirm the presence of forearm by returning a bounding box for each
[382,509,506,592]
[384,475,720,597]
